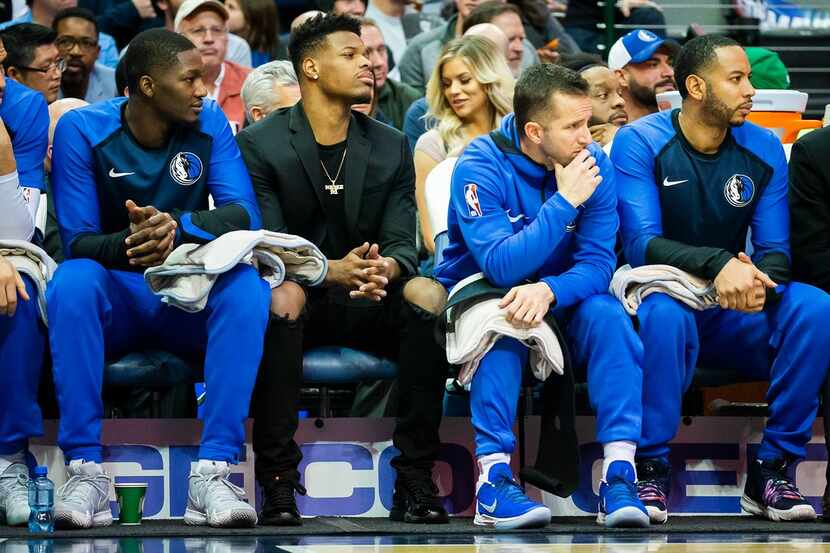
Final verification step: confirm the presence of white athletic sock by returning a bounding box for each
[0,450,26,473]
[476,453,511,494]
[602,441,637,481]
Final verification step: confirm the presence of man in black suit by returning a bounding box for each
[237,13,450,527]
[790,125,830,294]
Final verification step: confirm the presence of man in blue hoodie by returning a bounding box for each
[0,34,50,527]
[434,64,648,529]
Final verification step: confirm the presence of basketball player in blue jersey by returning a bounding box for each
[0,35,50,527]
[434,64,649,529]
[614,34,830,523]
[47,29,270,529]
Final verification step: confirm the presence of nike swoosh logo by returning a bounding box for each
[662,177,688,187]
[506,210,524,223]
[480,498,498,513]
[109,169,135,178]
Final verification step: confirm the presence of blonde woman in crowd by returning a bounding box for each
[415,35,514,254]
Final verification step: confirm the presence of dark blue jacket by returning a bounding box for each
[613,109,790,283]
[51,97,261,269]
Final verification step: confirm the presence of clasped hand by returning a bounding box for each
[329,242,398,302]
[124,199,177,267]
[714,252,777,313]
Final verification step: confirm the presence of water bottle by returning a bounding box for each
[28,466,54,533]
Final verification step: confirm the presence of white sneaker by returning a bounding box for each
[55,460,113,529]
[184,460,257,528]
[0,463,31,526]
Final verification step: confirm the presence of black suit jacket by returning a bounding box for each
[236,101,418,279]
[790,125,830,293]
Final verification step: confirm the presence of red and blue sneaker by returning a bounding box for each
[741,458,816,521]
[474,463,550,530]
[636,457,671,524]
[597,460,649,528]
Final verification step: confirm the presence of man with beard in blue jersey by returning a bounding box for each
[434,64,648,529]
[48,28,269,529]
[0,34,50,528]
[614,34,830,524]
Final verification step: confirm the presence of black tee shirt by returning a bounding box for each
[318,140,350,258]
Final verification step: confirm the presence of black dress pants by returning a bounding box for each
[251,281,448,484]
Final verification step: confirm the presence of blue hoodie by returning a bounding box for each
[433,113,619,311]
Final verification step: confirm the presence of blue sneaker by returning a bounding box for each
[474,463,550,529]
[597,461,650,528]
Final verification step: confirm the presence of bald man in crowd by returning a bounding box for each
[562,55,627,150]
[465,22,508,56]
[44,98,88,262]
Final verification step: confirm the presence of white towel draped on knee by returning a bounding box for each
[445,274,566,386]
[610,263,719,315]
[144,230,328,312]
[0,240,58,325]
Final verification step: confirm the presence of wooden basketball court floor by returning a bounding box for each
[7,534,830,553]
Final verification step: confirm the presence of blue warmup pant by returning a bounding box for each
[636,282,830,461]
[470,294,643,457]
[46,259,270,464]
[0,275,45,454]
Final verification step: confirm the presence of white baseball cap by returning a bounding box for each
[174,0,228,32]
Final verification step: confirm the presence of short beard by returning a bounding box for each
[702,90,742,128]
[627,77,657,108]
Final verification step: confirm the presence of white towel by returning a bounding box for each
[144,230,327,312]
[446,297,565,386]
[610,263,719,315]
[0,240,58,325]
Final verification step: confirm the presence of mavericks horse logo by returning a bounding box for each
[723,174,754,208]
[169,152,203,186]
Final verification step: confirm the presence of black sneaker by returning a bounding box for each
[259,476,307,526]
[636,458,671,524]
[741,458,816,521]
[389,469,449,524]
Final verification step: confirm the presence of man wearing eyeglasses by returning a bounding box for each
[53,7,116,103]
[175,0,249,132]
[0,23,63,104]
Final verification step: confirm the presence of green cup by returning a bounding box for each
[115,483,148,525]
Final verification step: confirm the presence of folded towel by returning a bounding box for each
[445,273,566,385]
[610,263,719,315]
[144,230,327,312]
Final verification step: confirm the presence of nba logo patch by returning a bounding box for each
[464,183,483,217]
